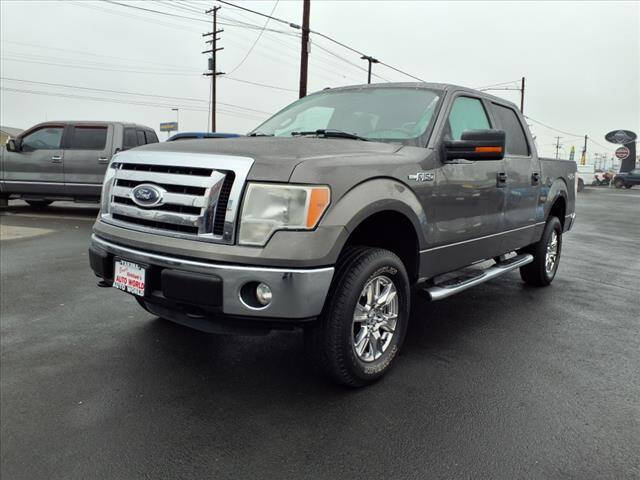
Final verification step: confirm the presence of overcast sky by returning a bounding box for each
[1,0,638,161]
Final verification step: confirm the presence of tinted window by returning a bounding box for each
[70,126,107,150]
[492,104,529,156]
[446,97,490,140]
[123,128,137,150]
[145,130,159,144]
[136,130,146,146]
[21,126,64,151]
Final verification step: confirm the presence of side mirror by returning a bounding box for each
[6,138,19,152]
[443,129,505,161]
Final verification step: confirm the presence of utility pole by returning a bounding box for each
[554,136,562,159]
[520,76,525,113]
[298,0,310,98]
[360,55,379,84]
[580,134,588,166]
[203,6,224,132]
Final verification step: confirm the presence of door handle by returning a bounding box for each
[98,157,109,164]
[532,172,540,185]
[51,155,62,163]
[497,172,507,186]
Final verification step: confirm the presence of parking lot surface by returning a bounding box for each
[1,188,639,479]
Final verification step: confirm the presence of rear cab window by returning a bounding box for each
[491,103,530,156]
[136,130,146,146]
[68,126,108,150]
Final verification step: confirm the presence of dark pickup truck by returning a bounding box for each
[89,83,577,386]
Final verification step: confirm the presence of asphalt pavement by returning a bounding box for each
[1,188,639,479]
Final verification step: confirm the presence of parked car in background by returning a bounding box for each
[0,121,158,207]
[576,164,596,192]
[167,132,242,141]
[613,168,640,189]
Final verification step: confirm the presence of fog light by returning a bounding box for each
[255,283,272,306]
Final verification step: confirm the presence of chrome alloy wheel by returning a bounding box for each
[352,275,399,362]
[545,231,559,274]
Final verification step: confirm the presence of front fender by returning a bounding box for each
[321,177,427,250]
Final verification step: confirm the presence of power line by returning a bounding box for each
[103,0,210,23]
[0,77,272,114]
[222,76,297,92]
[226,0,279,75]
[0,87,266,120]
[216,0,426,82]
[524,115,584,138]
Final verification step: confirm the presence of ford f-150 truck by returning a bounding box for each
[1,121,158,207]
[89,83,577,386]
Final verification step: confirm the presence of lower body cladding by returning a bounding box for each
[89,235,335,334]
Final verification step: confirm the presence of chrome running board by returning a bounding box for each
[423,253,533,301]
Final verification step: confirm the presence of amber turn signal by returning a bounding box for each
[475,146,503,153]
[306,187,331,228]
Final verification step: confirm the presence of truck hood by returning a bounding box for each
[135,137,403,181]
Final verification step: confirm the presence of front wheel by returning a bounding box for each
[614,179,625,189]
[519,216,563,287]
[305,247,410,387]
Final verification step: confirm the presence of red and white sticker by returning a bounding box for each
[113,260,146,296]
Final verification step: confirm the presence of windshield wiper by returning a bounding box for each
[291,129,368,141]
[248,131,274,137]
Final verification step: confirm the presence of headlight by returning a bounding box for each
[100,160,119,216]
[238,183,330,246]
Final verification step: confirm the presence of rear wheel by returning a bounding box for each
[305,247,410,387]
[614,178,625,189]
[577,178,584,192]
[519,216,563,287]
[25,200,53,208]
[624,185,632,189]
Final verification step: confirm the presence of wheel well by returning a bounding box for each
[549,196,566,229]
[344,211,419,282]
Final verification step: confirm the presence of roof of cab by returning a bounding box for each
[312,82,521,111]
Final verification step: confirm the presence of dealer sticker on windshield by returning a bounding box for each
[113,259,147,297]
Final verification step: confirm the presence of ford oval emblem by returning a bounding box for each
[131,183,164,207]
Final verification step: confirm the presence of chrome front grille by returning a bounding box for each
[101,151,254,244]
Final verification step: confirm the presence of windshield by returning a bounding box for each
[252,87,441,142]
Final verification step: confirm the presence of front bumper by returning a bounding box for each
[89,234,334,321]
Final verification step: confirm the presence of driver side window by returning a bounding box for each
[445,97,490,140]
[21,127,64,152]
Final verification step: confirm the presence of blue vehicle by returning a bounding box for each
[166,132,242,141]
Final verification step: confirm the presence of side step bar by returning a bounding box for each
[423,253,533,301]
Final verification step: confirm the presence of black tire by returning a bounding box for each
[25,200,53,208]
[519,216,562,287]
[614,179,624,189]
[577,178,584,192]
[305,247,410,387]
[624,185,632,189]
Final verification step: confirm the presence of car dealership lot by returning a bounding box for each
[1,189,638,479]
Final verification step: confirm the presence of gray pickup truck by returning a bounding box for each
[0,121,158,207]
[89,83,577,386]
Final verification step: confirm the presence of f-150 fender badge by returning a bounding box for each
[408,172,434,182]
